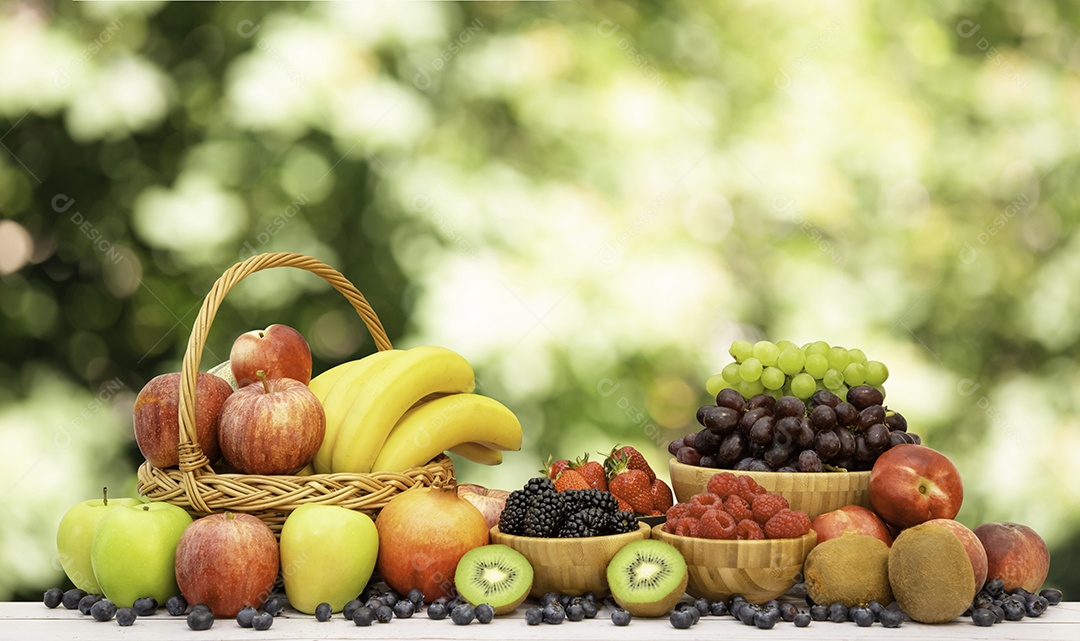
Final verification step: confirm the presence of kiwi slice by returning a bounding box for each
[606,539,688,617]
[453,544,533,615]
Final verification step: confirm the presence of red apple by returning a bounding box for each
[457,483,510,530]
[811,505,894,546]
[868,444,963,529]
[134,372,232,468]
[925,519,988,594]
[230,323,312,388]
[175,512,279,617]
[974,522,1050,593]
[218,372,326,475]
[375,483,490,601]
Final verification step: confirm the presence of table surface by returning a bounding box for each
[2,600,1077,641]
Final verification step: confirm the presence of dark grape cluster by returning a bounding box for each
[498,479,638,538]
[671,386,918,472]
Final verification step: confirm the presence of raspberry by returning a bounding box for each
[763,508,812,539]
[736,475,767,502]
[690,493,723,509]
[737,519,764,540]
[674,517,700,538]
[723,495,753,522]
[751,493,789,525]
[698,509,737,540]
[706,472,739,499]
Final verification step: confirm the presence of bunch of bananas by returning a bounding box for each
[307,346,522,474]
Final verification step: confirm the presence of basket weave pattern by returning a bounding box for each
[136,252,454,533]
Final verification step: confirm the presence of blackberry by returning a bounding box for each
[561,488,618,515]
[609,510,639,535]
[560,507,608,538]
[523,492,560,537]
[498,490,529,534]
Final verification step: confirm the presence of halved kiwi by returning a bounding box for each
[606,539,688,617]
[453,544,533,615]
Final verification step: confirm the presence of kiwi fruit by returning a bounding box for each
[453,544,533,615]
[606,539,688,617]
[804,534,893,607]
[889,522,975,624]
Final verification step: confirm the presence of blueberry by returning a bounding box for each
[1003,598,1026,621]
[43,588,64,609]
[352,606,374,626]
[972,608,995,627]
[407,588,425,607]
[693,597,710,616]
[852,607,874,627]
[984,578,1005,596]
[382,592,399,608]
[165,595,188,616]
[1011,587,1031,599]
[374,605,394,623]
[313,602,331,621]
[475,603,494,624]
[187,608,214,630]
[559,593,573,608]
[451,603,475,625]
[708,601,729,616]
[91,599,117,622]
[542,602,564,624]
[524,606,543,625]
[366,598,384,610]
[393,600,415,618]
[793,612,811,627]
[1025,595,1048,617]
[132,597,157,616]
[262,597,284,616]
[359,585,383,601]
[780,602,798,622]
[827,601,848,623]
[343,599,362,620]
[78,594,103,615]
[878,608,904,628]
[236,606,257,628]
[809,604,828,621]
[61,588,87,610]
[989,604,1005,623]
[676,601,700,625]
[581,599,598,618]
[670,609,694,629]
[611,608,632,626]
[755,609,780,629]
[427,602,447,620]
[1040,588,1063,606]
[116,607,136,627]
[564,603,585,622]
[252,612,273,630]
[540,592,560,607]
[867,601,884,617]
[738,604,758,625]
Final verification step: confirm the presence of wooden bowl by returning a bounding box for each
[669,458,870,519]
[490,522,651,598]
[653,525,817,603]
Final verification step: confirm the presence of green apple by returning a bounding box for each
[280,504,379,614]
[56,488,144,594]
[90,501,193,607]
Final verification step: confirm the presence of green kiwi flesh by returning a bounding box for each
[453,544,534,615]
[606,539,688,617]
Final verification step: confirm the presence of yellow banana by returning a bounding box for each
[372,393,522,473]
[331,346,476,473]
[310,350,402,474]
[448,442,504,466]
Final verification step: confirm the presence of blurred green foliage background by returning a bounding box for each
[1,0,1078,601]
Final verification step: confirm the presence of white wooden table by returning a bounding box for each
[1,601,1077,641]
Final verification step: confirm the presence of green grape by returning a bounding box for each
[826,346,850,371]
[872,384,886,399]
[765,389,782,399]
[865,361,889,385]
[739,357,763,382]
[777,347,806,375]
[848,348,867,364]
[804,354,829,379]
[721,362,742,385]
[752,341,780,366]
[761,366,786,390]
[843,362,866,386]
[729,340,754,362]
[805,341,830,356]
[737,378,764,397]
[776,339,799,353]
[790,373,816,399]
[823,368,844,390]
[706,374,726,396]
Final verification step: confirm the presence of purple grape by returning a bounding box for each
[676,446,702,466]
[715,388,746,412]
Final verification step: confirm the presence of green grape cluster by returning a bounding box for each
[706,340,889,401]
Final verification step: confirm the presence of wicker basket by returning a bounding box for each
[136,252,455,535]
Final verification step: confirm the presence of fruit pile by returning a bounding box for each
[497,477,639,538]
[673,386,917,472]
[542,446,674,516]
[662,472,812,540]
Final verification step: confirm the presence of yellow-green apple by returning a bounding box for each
[90,501,193,607]
[457,484,510,530]
[974,522,1050,592]
[925,518,988,596]
[134,371,233,468]
[230,324,312,387]
[174,513,279,617]
[55,488,143,593]
[375,483,489,601]
[280,504,379,614]
[218,371,326,474]
[811,505,893,546]
[868,444,963,529]
[206,360,238,391]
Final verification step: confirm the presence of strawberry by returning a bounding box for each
[570,454,608,491]
[541,455,570,481]
[651,478,674,514]
[607,457,654,515]
[553,468,590,492]
[605,445,656,482]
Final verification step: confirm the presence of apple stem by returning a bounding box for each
[225,512,234,521]
[102,486,108,506]
[257,370,270,394]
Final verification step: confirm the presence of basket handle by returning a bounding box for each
[175,252,393,513]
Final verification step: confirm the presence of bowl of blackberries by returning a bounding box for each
[669,386,918,519]
[492,477,651,597]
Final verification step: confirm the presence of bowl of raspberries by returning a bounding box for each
[492,476,651,597]
[652,471,818,603]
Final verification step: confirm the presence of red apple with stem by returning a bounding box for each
[134,372,233,468]
[457,484,510,530]
[925,518,988,594]
[811,505,894,546]
[230,323,312,388]
[974,522,1050,592]
[868,444,963,530]
[218,370,325,475]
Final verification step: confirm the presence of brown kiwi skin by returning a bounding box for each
[454,544,533,615]
[607,540,688,617]
[804,534,893,607]
[889,523,975,624]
